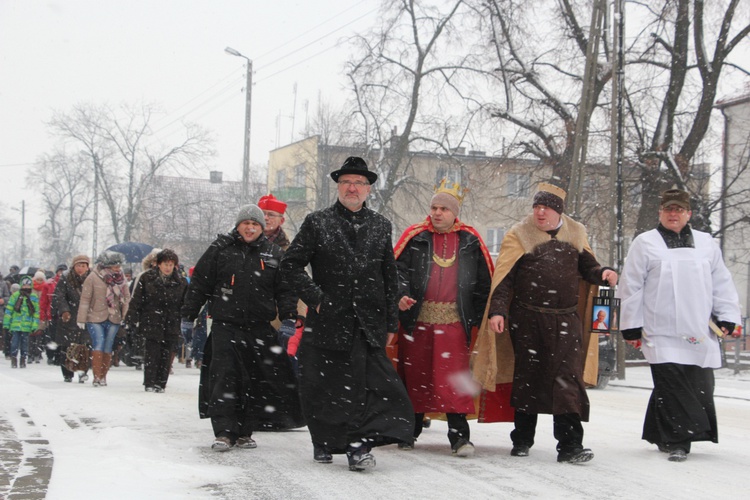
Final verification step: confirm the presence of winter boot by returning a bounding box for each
[91,351,103,386]
[11,356,18,368]
[20,357,27,369]
[79,371,89,384]
[100,353,112,386]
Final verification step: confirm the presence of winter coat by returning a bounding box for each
[182,229,297,326]
[280,200,400,351]
[396,228,492,343]
[0,279,10,322]
[125,268,187,347]
[78,268,131,324]
[54,270,91,347]
[3,290,40,332]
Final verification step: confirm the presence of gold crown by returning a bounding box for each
[537,182,567,200]
[434,178,468,203]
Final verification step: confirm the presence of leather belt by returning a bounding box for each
[516,300,577,314]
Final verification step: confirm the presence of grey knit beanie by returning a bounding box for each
[235,204,266,230]
[95,250,126,268]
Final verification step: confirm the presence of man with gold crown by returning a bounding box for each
[393,179,494,457]
[472,181,617,464]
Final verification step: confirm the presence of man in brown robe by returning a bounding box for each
[473,182,617,464]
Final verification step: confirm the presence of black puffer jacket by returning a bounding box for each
[281,201,399,351]
[396,229,491,344]
[125,268,187,345]
[182,230,296,326]
[54,270,91,347]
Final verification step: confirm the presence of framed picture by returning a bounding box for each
[592,287,620,333]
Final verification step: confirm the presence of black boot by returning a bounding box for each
[20,357,27,368]
[313,444,332,464]
[11,357,17,368]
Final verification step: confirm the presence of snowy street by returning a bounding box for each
[2,361,748,499]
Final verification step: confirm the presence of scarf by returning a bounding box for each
[14,289,35,315]
[99,266,126,313]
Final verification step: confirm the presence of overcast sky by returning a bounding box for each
[0,0,378,229]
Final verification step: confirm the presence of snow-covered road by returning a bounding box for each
[2,361,748,499]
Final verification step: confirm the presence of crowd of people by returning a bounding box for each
[2,157,742,471]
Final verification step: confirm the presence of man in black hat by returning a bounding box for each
[281,156,415,472]
[617,188,741,462]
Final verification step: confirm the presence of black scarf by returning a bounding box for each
[657,223,694,249]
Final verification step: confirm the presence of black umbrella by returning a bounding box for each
[106,242,155,263]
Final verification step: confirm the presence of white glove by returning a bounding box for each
[77,322,86,330]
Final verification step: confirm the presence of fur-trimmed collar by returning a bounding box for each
[513,214,589,254]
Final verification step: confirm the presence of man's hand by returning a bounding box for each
[626,339,642,349]
[489,315,505,334]
[602,269,618,286]
[77,322,86,330]
[398,296,417,311]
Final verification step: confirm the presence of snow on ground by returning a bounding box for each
[2,361,748,499]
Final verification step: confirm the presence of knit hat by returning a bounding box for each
[235,204,266,230]
[660,188,691,210]
[20,276,32,288]
[258,193,287,215]
[431,179,466,216]
[71,254,91,267]
[95,250,125,268]
[33,271,46,283]
[533,182,567,214]
[56,263,68,272]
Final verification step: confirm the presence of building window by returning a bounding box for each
[486,227,505,254]
[294,164,305,187]
[505,173,530,198]
[435,166,462,185]
[276,169,286,189]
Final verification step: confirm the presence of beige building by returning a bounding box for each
[716,90,750,318]
[267,135,620,265]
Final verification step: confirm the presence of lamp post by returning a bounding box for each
[225,46,253,204]
[11,201,26,265]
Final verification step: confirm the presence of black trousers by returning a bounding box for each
[413,412,469,447]
[511,410,584,453]
[143,339,173,389]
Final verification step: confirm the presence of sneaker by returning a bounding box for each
[211,436,233,452]
[398,441,414,450]
[347,447,376,472]
[314,444,333,463]
[668,448,688,462]
[92,379,101,387]
[557,448,594,464]
[657,443,669,453]
[153,387,165,393]
[145,386,156,392]
[236,436,257,449]
[79,373,89,384]
[511,445,530,457]
[452,438,475,458]
[64,377,73,383]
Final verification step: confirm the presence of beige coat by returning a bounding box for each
[77,270,130,324]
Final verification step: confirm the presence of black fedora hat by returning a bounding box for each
[330,156,378,184]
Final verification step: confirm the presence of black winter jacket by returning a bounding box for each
[54,270,91,347]
[396,229,491,343]
[125,268,187,345]
[281,201,399,351]
[182,230,297,327]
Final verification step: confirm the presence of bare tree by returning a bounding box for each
[346,0,477,226]
[27,150,94,265]
[625,0,750,234]
[47,102,215,244]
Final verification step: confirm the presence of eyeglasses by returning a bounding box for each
[338,180,370,188]
[661,206,688,214]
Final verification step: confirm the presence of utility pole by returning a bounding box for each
[20,200,26,265]
[609,0,626,379]
[92,153,99,259]
[225,46,253,204]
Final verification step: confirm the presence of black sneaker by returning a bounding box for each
[668,448,687,462]
[397,441,414,450]
[313,444,333,463]
[511,445,530,457]
[347,445,375,471]
[557,448,594,464]
[236,436,257,449]
[452,438,475,458]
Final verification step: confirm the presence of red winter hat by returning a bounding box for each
[258,193,287,214]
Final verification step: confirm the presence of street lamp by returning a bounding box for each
[11,201,25,265]
[225,46,253,204]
